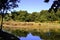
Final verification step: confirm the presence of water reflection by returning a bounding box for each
[20,33,42,40]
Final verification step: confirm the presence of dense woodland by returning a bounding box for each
[1,9,60,22]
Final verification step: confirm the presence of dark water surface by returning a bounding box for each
[20,33,42,40]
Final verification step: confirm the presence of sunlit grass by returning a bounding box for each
[3,21,60,32]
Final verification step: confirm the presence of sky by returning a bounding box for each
[14,0,54,13]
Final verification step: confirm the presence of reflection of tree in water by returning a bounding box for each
[44,0,60,12]
[0,0,20,40]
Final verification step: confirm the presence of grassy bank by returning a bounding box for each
[2,21,60,40]
[3,21,60,32]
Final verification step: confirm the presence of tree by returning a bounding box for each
[39,10,49,22]
[44,0,49,2]
[31,12,39,22]
[25,14,31,22]
[44,0,60,13]
[4,13,11,21]
[0,0,20,30]
[11,11,18,21]
[16,11,28,21]
[0,0,20,40]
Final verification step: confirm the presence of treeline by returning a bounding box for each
[1,9,60,22]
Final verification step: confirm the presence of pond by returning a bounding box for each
[20,33,42,40]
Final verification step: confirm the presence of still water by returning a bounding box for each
[20,33,42,40]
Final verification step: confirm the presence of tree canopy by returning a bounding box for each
[44,0,60,13]
[0,0,20,13]
[0,0,20,30]
[2,9,60,22]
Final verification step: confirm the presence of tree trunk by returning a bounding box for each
[0,10,4,30]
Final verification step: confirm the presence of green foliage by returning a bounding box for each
[4,13,11,21]
[1,9,60,22]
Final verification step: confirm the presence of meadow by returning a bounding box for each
[3,21,60,32]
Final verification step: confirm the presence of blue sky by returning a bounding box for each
[14,0,54,13]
